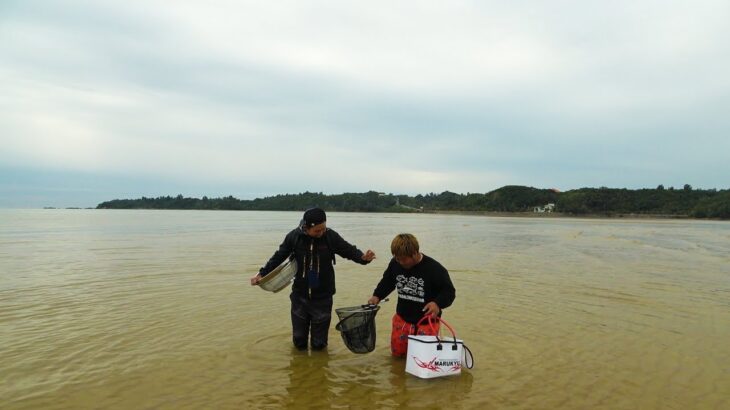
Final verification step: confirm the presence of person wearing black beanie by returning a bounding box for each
[251,207,376,351]
[301,207,326,228]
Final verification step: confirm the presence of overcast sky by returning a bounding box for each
[2,0,729,207]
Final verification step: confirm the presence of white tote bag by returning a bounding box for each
[405,316,474,379]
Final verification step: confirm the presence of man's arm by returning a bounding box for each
[432,262,456,311]
[327,230,375,264]
[368,259,397,303]
[250,230,296,286]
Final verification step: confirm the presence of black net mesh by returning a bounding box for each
[334,305,380,354]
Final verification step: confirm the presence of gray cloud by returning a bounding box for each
[1,0,729,207]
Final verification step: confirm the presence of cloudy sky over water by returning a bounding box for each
[1,1,729,207]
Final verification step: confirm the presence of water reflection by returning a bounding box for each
[387,357,475,408]
[285,349,333,409]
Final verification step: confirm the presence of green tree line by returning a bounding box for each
[96,185,730,219]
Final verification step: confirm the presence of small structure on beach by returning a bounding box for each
[533,203,556,213]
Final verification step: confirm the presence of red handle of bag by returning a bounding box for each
[415,315,457,341]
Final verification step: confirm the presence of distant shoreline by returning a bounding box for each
[52,207,729,222]
[92,186,730,220]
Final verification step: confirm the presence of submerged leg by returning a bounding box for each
[290,293,310,350]
[309,296,333,350]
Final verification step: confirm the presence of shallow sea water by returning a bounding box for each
[1,209,728,409]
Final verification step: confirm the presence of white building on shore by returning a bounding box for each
[533,203,556,213]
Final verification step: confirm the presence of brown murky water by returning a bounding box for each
[1,210,729,409]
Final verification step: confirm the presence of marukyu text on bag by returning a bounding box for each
[405,316,474,379]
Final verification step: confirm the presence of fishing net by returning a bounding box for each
[334,304,380,354]
[258,257,298,293]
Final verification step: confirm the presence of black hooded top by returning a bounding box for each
[259,227,370,299]
[371,254,456,324]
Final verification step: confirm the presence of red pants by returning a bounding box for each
[390,313,440,357]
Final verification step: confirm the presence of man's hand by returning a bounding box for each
[367,295,380,305]
[422,301,441,317]
[361,250,376,262]
[250,274,262,286]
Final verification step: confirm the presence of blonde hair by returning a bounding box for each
[391,233,420,258]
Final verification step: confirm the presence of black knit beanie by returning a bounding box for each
[302,208,326,227]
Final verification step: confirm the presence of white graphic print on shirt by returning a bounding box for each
[395,274,425,303]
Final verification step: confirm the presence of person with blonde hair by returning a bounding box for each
[367,233,455,356]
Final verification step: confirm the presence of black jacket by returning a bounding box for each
[259,227,370,298]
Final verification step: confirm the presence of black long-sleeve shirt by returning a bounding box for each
[259,227,370,298]
[372,254,456,324]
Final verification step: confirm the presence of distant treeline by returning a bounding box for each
[96,185,730,219]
